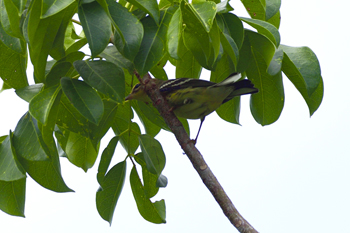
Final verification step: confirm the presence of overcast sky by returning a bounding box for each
[1,0,349,232]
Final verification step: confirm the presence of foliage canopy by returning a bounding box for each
[0,0,322,226]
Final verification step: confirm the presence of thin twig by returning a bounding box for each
[139,72,259,233]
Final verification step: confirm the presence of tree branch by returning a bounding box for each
[138,73,259,233]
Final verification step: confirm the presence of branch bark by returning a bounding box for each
[137,73,259,233]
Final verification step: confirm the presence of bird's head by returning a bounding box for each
[125,83,149,102]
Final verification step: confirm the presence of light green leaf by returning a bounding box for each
[96,160,126,224]
[216,0,233,14]
[64,131,98,172]
[167,7,181,59]
[138,134,166,175]
[74,60,125,103]
[29,85,62,125]
[0,134,26,181]
[190,1,217,32]
[61,77,104,125]
[2,0,22,38]
[78,1,111,57]
[130,167,166,224]
[0,178,26,217]
[240,0,265,20]
[108,0,144,61]
[175,36,202,79]
[100,46,134,73]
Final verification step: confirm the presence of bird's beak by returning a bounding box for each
[125,94,133,101]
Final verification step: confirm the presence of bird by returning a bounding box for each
[125,73,258,143]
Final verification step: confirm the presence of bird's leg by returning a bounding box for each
[191,117,205,144]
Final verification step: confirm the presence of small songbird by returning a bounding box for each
[125,73,258,143]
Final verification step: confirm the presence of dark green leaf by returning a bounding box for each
[29,85,62,125]
[97,136,119,184]
[138,134,165,175]
[0,21,24,54]
[0,38,28,89]
[281,45,323,115]
[137,101,171,132]
[181,1,220,70]
[25,0,77,82]
[45,62,72,87]
[240,0,265,20]
[74,60,125,103]
[112,103,140,154]
[12,113,50,161]
[15,84,44,102]
[130,167,166,224]
[0,134,26,181]
[96,160,126,224]
[127,0,160,23]
[265,0,281,20]
[240,17,280,47]
[267,47,283,76]
[100,46,134,73]
[108,0,144,61]
[1,0,22,38]
[41,0,76,18]
[219,13,244,50]
[131,102,161,137]
[0,178,26,217]
[134,6,177,76]
[61,77,104,125]
[78,1,111,57]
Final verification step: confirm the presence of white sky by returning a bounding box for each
[1,0,349,232]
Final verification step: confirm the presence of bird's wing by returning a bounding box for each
[159,78,214,93]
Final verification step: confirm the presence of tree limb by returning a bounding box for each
[137,73,259,233]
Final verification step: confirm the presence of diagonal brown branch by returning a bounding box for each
[137,73,259,233]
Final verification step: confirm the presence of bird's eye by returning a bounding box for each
[134,84,141,89]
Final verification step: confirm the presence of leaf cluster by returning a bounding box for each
[0,0,323,225]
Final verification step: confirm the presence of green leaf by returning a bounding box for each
[112,103,140,154]
[167,7,181,59]
[0,178,26,217]
[63,131,98,172]
[74,60,125,103]
[130,167,166,224]
[175,36,202,79]
[267,10,280,29]
[29,85,62,125]
[45,62,73,87]
[181,1,220,70]
[136,101,171,132]
[240,0,266,20]
[138,134,166,176]
[219,13,244,50]
[78,1,111,57]
[131,102,161,137]
[216,0,233,14]
[281,45,323,115]
[134,6,177,76]
[14,116,73,192]
[267,47,283,76]
[25,0,77,82]
[97,136,119,184]
[127,0,160,23]
[0,38,28,89]
[15,84,44,102]
[246,45,284,125]
[12,113,51,161]
[2,0,22,38]
[240,17,280,47]
[61,77,104,125]
[0,21,24,54]
[108,0,144,61]
[134,152,159,198]
[188,1,217,32]
[41,0,76,18]
[100,46,134,73]
[0,134,26,181]
[96,160,126,224]
[211,53,240,124]
[245,30,275,69]
[265,0,281,20]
